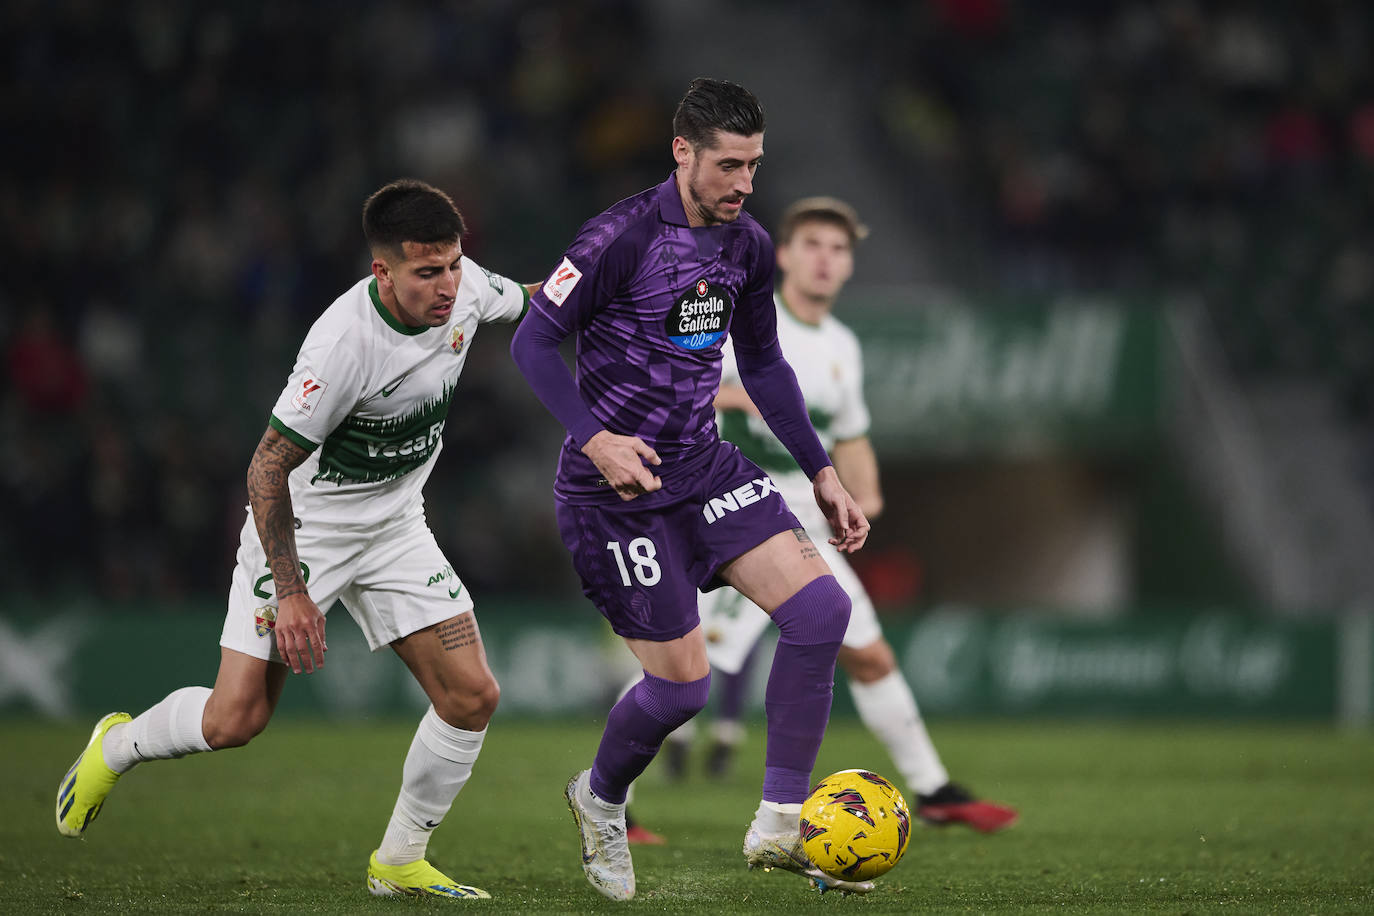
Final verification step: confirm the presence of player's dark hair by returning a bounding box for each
[673,78,766,150]
[362,179,465,258]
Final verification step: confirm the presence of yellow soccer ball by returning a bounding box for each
[800,769,911,882]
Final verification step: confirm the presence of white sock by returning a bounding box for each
[753,799,801,834]
[710,719,744,745]
[849,670,949,796]
[666,718,697,745]
[377,707,486,866]
[103,686,213,774]
[579,771,625,817]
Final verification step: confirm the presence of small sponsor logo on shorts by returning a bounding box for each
[254,606,277,637]
[425,563,463,599]
[426,564,456,588]
[701,476,780,524]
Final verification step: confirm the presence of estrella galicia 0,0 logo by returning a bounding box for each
[665,277,733,350]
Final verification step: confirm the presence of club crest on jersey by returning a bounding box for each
[254,606,277,638]
[449,325,465,354]
[665,276,733,350]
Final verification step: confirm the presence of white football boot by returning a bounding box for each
[743,822,876,895]
[565,769,635,901]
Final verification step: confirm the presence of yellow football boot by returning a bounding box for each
[56,712,132,837]
[366,850,491,899]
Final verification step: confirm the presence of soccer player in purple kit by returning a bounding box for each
[510,78,873,900]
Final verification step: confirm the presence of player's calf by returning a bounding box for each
[762,576,850,803]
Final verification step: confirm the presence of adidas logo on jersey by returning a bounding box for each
[701,476,780,524]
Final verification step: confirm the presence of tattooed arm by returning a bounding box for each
[246,426,327,674]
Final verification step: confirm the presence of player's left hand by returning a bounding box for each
[813,466,870,553]
[582,429,662,501]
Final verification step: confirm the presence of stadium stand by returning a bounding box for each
[5,1,1372,607]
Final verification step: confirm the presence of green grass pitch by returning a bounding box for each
[4,717,1372,913]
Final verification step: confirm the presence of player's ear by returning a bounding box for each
[371,257,390,285]
[672,136,693,169]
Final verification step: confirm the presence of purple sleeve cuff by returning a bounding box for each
[510,308,605,448]
[733,348,832,480]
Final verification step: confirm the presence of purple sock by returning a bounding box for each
[762,576,850,804]
[716,642,758,724]
[589,671,710,804]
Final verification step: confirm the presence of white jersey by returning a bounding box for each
[268,257,526,527]
[718,293,869,519]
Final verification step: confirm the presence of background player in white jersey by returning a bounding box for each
[55,179,535,899]
[633,197,1018,835]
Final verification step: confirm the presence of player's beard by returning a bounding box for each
[688,176,745,225]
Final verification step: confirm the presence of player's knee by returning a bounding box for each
[203,699,272,749]
[435,674,500,731]
[774,575,851,645]
[640,671,712,730]
[468,675,501,726]
[839,638,896,683]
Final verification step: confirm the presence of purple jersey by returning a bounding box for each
[529,173,782,502]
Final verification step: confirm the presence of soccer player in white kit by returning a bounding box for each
[637,197,1017,835]
[55,179,534,898]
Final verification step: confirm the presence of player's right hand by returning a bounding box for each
[275,591,327,674]
[582,430,662,501]
[813,465,870,553]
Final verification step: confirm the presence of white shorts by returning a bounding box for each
[221,509,475,662]
[700,524,881,675]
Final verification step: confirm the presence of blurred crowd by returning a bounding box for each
[860,0,1374,415]
[1,0,662,600]
[5,1,1373,602]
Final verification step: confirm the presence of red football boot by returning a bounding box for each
[916,782,1019,833]
[624,810,666,846]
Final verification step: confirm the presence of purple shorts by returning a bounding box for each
[555,439,802,641]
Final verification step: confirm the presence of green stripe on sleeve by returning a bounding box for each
[269,414,320,452]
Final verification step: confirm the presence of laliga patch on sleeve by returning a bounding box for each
[291,376,328,417]
[542,257,583,306]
